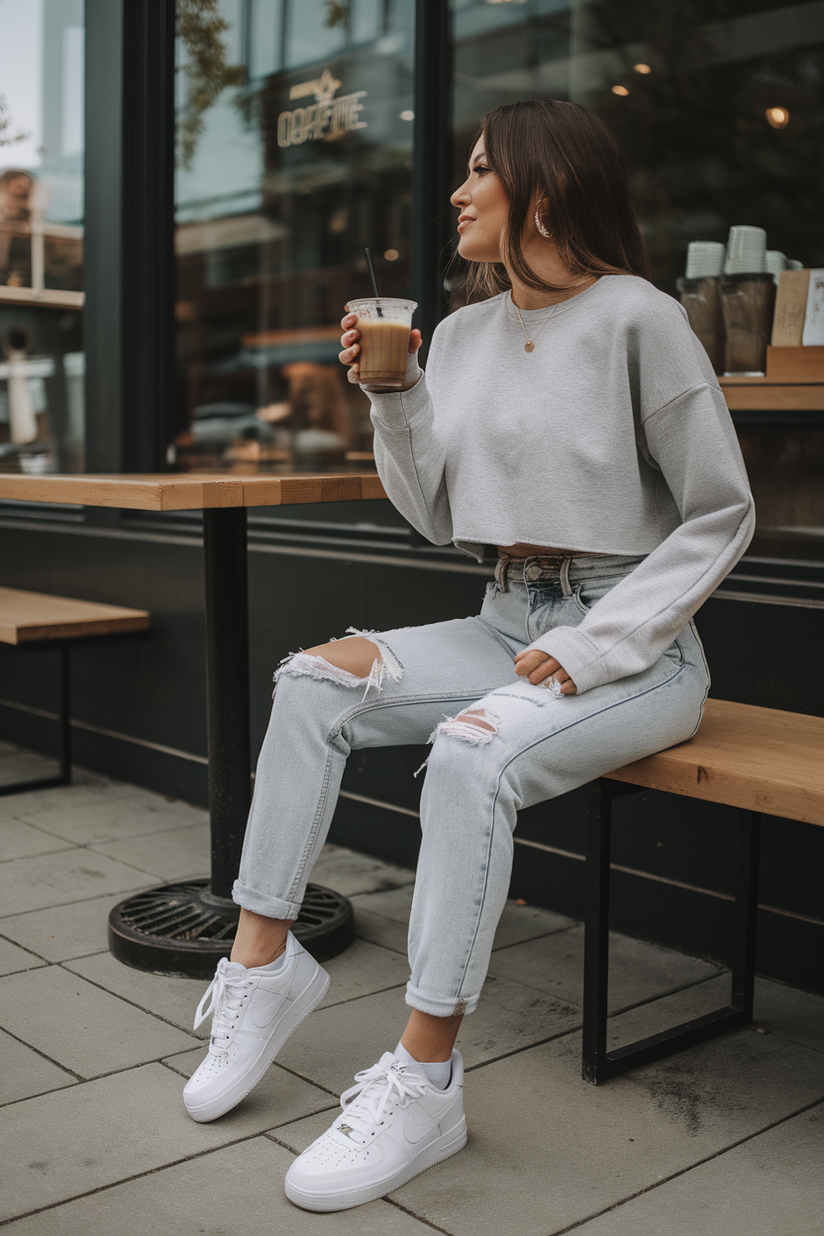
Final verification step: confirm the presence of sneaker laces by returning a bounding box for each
[193,959,251,1054]
[336,1060,428,1144]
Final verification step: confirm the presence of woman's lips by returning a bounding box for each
[457,217,474,233]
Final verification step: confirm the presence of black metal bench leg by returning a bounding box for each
[581,782,762,1085]
[0,643,73,796]
[582,779,612,1084]
[57,645,72,786]
[731,811,761,1017]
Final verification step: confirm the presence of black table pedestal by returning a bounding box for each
[108,507,353,977]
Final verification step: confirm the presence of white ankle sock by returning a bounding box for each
[394,1041,451,1090]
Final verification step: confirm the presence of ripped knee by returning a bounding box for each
[432,707,500,745]
[273,630,402,700]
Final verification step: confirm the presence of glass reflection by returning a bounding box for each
[173,0,414,475]
[0,0,84,475]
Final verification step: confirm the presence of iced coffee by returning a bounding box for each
[345,297,418,391]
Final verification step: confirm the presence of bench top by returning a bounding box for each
[608,697,824,827]
[0,587,150,645]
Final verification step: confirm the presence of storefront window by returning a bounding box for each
[449,0,824,562]
[173,0,414,477]
[0,0,84,474]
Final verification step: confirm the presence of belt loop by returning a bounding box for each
[559,556,573,598]
[494,553,510,593]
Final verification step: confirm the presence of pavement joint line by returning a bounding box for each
[545,1094,824,1236]
[51,957,206,1041]
[268,1061,342,1099]
[0,931,53,967]
[384,1194,457,1234]
[0,1131,283,1228]
[0,886,161,920]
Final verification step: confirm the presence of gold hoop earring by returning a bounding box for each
[534,198,551,239]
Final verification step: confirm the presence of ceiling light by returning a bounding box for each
[384,249,399,261]
[766,107,789,129]
[611,85,629,97]
[400,110,414,121]
[633,63,651,74]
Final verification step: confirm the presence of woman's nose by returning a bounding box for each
[450,179,470,208]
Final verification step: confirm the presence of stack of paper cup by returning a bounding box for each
[765,251,788,283]
[724,225,767,274]
[685,241,725,278]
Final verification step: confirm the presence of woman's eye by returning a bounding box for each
[474,165,490,175]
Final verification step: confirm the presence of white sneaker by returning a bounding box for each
[284,1050,467,1211]
[183,931,329,1123]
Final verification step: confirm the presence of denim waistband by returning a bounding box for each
[493,552,645,592]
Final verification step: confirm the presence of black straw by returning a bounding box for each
[364,248,383,316]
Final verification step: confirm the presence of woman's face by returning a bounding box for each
[450,137,509,263]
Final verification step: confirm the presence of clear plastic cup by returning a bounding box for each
[345,297,417,391]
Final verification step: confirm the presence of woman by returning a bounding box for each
[182,98,754,1212]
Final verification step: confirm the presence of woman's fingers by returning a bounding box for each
[514,650,578,695]
[409,328,423,354]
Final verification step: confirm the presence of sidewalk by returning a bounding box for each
[1,739,822,1235]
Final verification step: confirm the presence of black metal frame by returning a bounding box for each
[0,644,71,796]
[582,778,762,1084]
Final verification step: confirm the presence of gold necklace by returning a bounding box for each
[514,301,559,352]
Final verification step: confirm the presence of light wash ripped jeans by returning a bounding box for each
[233,554,710,1018]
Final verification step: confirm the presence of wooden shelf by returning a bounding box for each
[719,376,824,411]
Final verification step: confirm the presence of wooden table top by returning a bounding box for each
[0,586,150,645]
[609,698,824,826]
[0,472,386,511]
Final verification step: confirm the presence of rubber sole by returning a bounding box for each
[284,1116,468,1212]
[184,961,330,1123]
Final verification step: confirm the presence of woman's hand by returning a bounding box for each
[514,649,577,695]
[339,312,423,390]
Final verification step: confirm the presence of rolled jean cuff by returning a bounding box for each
[405,981,479,1018]
[231,879,301,922]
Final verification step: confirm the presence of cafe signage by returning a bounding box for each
[277,67,367,148]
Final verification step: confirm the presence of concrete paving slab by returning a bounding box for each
[488,923,721,1012]
[749,976,824,1057]
[0,1135,436,1235]
[320,937,410,1007]
[351,884,576,950]
[0,849,152,916]
[277,975,581,1097]
[65,951,215,1037]
[16,794,208,846]
[279,1025,824,1236]
[352,905,408,954]
[0,1062,334,1223]
[0,817,73,861]
[0,751,61,787]
[0,777,146,823]
[570,1101,824,1236]
[0,965,196,1077]
[309,844,416,896]
[0,935,46,976]
[0,893,130,963]
[0,1028,75,1105]
[89,821,211,880]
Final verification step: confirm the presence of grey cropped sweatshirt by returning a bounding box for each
[367,275,755,695]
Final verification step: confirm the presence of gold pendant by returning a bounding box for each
[524,341,534,353]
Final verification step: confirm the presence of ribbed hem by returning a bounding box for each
[232,879,301,922]
[405,981,479,1018]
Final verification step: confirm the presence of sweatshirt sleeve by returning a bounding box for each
[527,380,755,694]
[367,337,454,546]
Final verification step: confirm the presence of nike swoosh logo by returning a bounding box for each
[249,995,289,1030]
[402,1104,441,1146]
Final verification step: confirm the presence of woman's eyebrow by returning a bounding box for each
[468,150,486,174]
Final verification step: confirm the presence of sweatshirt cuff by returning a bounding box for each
[367,357,428,431]
[526,626,606,695]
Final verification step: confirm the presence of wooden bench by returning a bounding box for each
[583,697,824,1083]
[0,586,150,796]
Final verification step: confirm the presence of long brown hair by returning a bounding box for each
[465,98,652,298]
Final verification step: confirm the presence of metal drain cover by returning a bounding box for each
[108,880,353,978]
